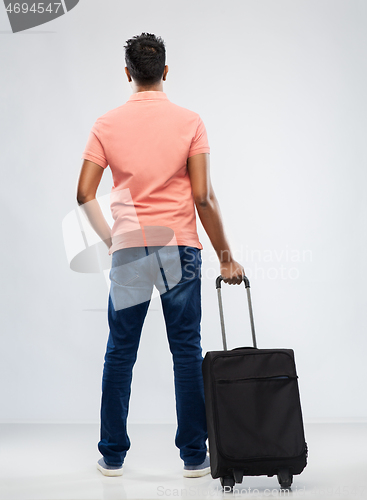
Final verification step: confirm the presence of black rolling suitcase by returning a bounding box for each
[202,276,308,491]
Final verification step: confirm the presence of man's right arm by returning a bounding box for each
[187,153,245,285]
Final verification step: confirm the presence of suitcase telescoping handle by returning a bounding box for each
[215,275,257,351]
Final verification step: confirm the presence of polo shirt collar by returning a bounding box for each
[128,91,169,102]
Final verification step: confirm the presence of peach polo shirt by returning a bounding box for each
[81,91,210,255]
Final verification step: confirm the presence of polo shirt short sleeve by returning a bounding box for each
[188,116,210,158]
[82,121,108,169]
[81,91,210,254]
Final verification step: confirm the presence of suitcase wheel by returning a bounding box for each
[220,475,235,491]
[277,467,293,489]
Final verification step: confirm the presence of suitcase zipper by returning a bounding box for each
[217,375,296,384]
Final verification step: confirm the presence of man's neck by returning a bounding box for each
[132,82,164,93]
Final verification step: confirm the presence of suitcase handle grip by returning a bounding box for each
[216,275,250,289]
[215,275,257,350]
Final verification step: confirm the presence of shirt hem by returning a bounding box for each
[109,238,203,255]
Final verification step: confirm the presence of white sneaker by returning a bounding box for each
[97,458,123,477]
[183,454,211,478]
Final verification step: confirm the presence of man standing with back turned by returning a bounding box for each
[76,33,245,478]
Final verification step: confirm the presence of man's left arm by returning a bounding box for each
[76,159,112,249]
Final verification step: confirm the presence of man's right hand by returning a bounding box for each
[220,260,245,285]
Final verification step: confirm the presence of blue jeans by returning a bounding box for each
[98,246,208,466]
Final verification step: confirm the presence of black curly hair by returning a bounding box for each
[124,33,166,86]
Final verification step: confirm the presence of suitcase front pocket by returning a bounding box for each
[213,376,305,462]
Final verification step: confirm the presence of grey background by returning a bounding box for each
[0,0,366,424]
